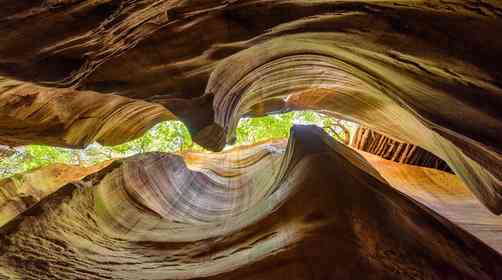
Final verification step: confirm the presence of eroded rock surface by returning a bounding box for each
[0,0,500,213]
[0,1,502,278]
[1,126,501,279]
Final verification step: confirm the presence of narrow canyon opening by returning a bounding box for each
[0,1,501,279]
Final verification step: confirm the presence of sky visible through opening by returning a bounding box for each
[0,111,357,179]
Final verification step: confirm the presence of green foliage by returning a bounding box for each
[0,146,77,178]
[110,121,194,155]
[235,113,295,144]
[234,111,355,145]
[0,112,356,179]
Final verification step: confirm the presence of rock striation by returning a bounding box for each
[1,126,502,279]
[0,1,502,278]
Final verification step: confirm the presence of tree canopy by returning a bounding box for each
[0,111,355,179]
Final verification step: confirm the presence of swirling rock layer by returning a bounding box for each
[1,1,502,278]
[1,126,501,279]
[0,78,173,147]
[0,161,111,228]
[0,0,500,214]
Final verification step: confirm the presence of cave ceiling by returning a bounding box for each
[0,1,501,279]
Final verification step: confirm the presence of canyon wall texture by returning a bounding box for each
[1,127,502,279]
[0,1,501,279]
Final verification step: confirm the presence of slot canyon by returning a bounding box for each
[0,1,501,279]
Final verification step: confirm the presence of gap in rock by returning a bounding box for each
[0,111,353,179]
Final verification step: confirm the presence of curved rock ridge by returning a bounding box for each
[0,77,174,147]
[0,161,111,228]
[201,7,501,213]
[95,146,285,240]
[208,46,502,213]
[359,151,502,254]
[1,126,501,279]
[0,1,501,213]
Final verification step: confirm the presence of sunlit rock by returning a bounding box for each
[0,1,501,278]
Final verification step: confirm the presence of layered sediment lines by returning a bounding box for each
[360,151,502,253]
[0,161,111,228]
[0,78,173,147]
[0,1,500,213]
[0,1,502,278]
[1,126,501,279]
